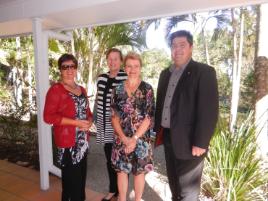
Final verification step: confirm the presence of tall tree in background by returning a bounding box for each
[20,36,35,117]
[229,8,245,132]
[165,11,229,65]
[164,8,257,131]
[0,35,36,118]
[72,22,147,95]
[141,48,171,89]
[229,6,258,130]
[15,37,23,107]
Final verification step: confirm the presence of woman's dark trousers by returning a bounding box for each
[61,150,87,201]
[104,143,118,195]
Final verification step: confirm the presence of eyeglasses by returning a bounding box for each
[60,64,77,70]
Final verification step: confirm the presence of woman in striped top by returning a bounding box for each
[95,48,127,201]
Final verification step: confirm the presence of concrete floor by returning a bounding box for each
[86,135,171,201]
[0,136,171,201]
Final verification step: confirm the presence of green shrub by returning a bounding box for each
[202,112,268,201]
[0,100,38,168]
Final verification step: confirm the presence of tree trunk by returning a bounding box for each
[230,9,238,131]
[15,37,23,107]
[255,57,268,101]
[26,40,33,117]
[201,28,210,65]
[254,4,268,101]
[77,56,84,84]
[87,27,94,96]
[230,9,244,132]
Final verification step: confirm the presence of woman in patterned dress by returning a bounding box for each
[111,52,155,201]
[43,54,93,201]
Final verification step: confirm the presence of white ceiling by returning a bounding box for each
[0,0,268,38]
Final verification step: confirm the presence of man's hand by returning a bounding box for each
[192,146,206,157]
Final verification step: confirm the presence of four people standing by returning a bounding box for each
[155,30,219,201]
[95,48,127,201]
[44,54,93,201]
[43,30,218,201]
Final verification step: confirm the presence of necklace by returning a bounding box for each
[125,80,141,96]
[62,81,78,90]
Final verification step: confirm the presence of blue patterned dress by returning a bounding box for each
[58,92,89,167]
[111,81,155,175]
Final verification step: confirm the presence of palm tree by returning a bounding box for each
[73,22,147,96]
[164,11,230,65]
[164,9,258,132]
[229,8,245,132]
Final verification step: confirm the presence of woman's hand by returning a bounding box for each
[76,119,91,131]
[121,136,130,146]
[124,137,137,154]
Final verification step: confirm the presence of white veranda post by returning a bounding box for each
[32,18,73,190]
[255,3,268,158]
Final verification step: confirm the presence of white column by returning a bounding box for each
[32,18,51,190]
[255,3,268,159]
[44,30,72,178]
[258,3,268,58]
[256,95,268,158]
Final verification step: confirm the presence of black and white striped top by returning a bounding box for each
[95,70,127,144]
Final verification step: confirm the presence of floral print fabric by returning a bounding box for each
[111,81,155,175]
[58,93,89,166]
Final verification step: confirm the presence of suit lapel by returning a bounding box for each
[161,69,171,98]
[172,59,195,101]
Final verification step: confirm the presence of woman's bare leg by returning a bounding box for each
[117,171,128,201]
[133,173,145,201]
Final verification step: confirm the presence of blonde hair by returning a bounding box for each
[123,52,142,67]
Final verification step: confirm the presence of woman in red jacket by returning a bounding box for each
[44,53,93,201]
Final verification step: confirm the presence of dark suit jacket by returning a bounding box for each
[154,59,219,159]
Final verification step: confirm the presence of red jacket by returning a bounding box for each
[43,83,92,148]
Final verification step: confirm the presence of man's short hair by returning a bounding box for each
[169,30,193,47]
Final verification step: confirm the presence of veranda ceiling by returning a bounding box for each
[1,0,268,38]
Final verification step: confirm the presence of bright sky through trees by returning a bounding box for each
[146,15,217,54]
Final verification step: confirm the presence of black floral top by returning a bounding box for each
[111,81,155,174]
[58,92,89,166]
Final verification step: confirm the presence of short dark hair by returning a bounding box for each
[58,53,78,70]
[105,48,123,61]
[169,30,193,47]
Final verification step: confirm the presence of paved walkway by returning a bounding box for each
[0,136,171,201]
[87,136,171,201]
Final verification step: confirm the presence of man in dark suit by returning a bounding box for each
[154,30,219,201]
